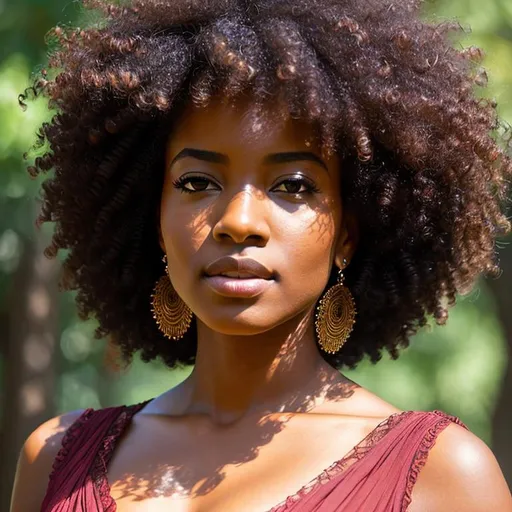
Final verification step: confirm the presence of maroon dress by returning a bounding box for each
[40,401,469,511]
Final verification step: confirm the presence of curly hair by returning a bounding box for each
[20,0,512,371]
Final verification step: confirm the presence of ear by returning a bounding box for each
[334,210,358,269]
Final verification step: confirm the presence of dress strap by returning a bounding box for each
[269,409,469,512]
[47,407,97,486]
[41,400,149,512]
[92,401,150,511]
[401,410,469,511]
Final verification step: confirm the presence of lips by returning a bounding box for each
[203,256,275,298]
[204,256,274,280]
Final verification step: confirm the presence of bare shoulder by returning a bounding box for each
[10,409,85,512]
[410,420,512,512]
[319,378,405,418]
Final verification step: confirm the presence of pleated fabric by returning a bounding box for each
[269,409,468,512]
[41,403,468,512]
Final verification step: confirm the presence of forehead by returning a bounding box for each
[167,95,326,156]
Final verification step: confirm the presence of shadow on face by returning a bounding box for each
[158,95,355,338]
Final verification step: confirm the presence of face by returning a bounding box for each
[159,95,355,335]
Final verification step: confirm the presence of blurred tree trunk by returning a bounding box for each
[0,224,59,510]
[487,248,512,487]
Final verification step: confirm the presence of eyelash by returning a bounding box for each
[171,175,321,195]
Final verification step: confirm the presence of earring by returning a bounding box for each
[315,267,356,354]
[151,255,193,340]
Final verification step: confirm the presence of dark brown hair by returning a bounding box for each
[20,0,512,370]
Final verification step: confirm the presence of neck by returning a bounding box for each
[172,306,351,425]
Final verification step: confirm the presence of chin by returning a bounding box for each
[197,311,277,336]
[194,298,309,338]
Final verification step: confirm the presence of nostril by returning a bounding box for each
[215,232,266,246]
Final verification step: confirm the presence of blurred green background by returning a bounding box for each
[1,0,511,506]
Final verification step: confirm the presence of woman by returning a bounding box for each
[10,0,512,510]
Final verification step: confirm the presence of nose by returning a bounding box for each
[212,187,270,246]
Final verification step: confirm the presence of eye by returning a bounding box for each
[172,175,220,193]
[172,174,320,195]
[271,176,320,195]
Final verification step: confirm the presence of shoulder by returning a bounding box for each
[410,417,512,512]
[10,409,86,512]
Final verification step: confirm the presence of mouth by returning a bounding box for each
[203,256,276,298]
[215,271,264,278]
[203,275,275,298]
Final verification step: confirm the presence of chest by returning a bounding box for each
[105,414,378,512]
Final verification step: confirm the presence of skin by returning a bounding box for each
[158,94,357,424]
[10,95,512,512]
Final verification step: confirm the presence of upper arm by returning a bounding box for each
[9,410,85,512]
[412,422,512,512]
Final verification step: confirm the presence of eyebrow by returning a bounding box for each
[169,148,328,172]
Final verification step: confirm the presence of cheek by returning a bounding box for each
[292,208,337,251]
[276,207,338,290]
[160,195,211,274]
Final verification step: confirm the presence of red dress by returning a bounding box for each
[40,401,469,511]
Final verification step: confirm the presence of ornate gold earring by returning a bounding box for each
[151,255,193,340]
[315,263,357,354]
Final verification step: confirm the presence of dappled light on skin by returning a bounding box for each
[204,183,337,240]
[163,100,340,262]
[96,376,361,507]
[96,308,361,506]
[266,309,312,378]
[4,0,512,509]
[17,0,512,383]
[160,95,347,353]
[64,303,363,507]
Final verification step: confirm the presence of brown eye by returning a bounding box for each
[272,176,320,195]
[184,178,210,191]
[282,181,304,193]
[172,176,220,193]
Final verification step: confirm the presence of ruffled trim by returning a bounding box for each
[46,408,96,488]
[401,410,469,512]
[90,400,151,512]
[50,405,466,512]
[269,410,416,512]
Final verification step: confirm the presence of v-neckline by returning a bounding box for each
[267,409,414,511]
[91,401,415,512]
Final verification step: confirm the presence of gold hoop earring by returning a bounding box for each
[151,255,193,340]
[315,268,356,354]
